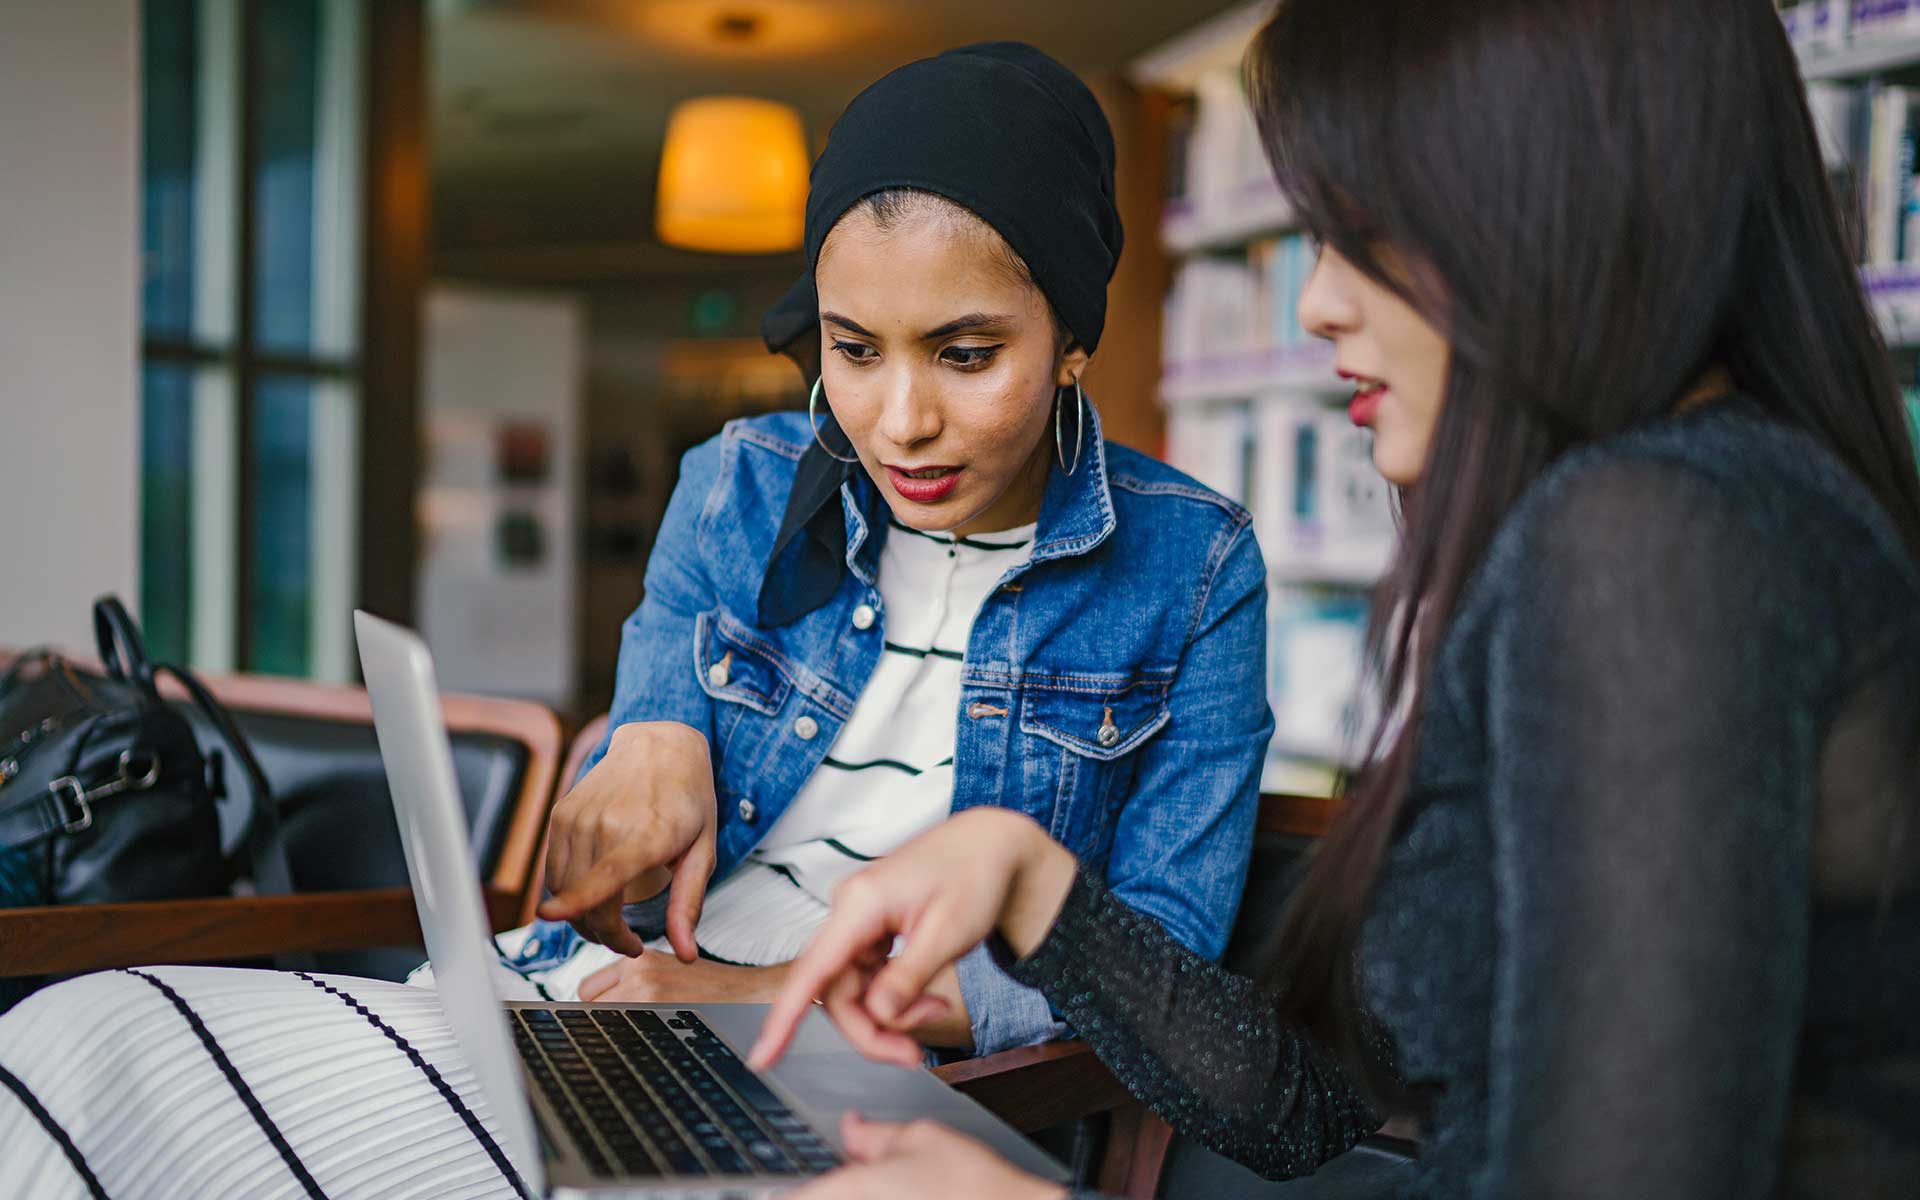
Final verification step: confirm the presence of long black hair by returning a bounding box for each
[1246,0,1920,1083]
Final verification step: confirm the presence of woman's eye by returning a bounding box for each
[832,340,877,364]
[940,344,1002,369]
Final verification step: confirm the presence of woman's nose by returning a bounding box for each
[875,372,942,448]
[1297,246,1358,341]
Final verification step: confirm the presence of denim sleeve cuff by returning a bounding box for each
[956,938,1068,1057]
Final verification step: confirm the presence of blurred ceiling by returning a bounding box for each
[430,0,1243,282]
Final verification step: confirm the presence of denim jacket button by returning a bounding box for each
[851,603,876,630]
[737,798,757,823]
[793,715,819,741]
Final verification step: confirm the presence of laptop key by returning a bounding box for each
[579,1008,836,1177]
[694,1041,789,1116]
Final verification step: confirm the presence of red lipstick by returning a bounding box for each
[886,464,964,503]
[1339,370,1388,428]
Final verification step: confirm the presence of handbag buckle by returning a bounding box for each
[47,776,92,835]
[47,750,161,836]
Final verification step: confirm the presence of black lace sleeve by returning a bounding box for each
[1005,866,1378,1180]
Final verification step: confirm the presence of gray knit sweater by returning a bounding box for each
[1017,401,1920,1198]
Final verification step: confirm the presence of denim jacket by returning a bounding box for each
[579,405,1272,1055]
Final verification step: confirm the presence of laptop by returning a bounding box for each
[353,610,1067,1198]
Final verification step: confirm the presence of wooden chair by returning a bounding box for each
[0,660,562,980]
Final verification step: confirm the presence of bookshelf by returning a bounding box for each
[1790,2,1920,80]
[1802,34,1920,80]
[1134,3,1382,788]
[1160,343,1336,407]
[1161,177,1296,254]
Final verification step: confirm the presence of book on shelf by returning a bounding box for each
[1865,84,1920,264]
[1794,75,1920,270]
[1266,586,1369,771]
[1248,396,1397,576]
[1184,68,1272,215]
[1782,1,1843,53]
[1166,401,1255,506]
[1784,2,1920,55]
[1163,93,1197,206]
[1795,73,1920,339]
[1166,392,1393,578]
[1162,233,1322,370]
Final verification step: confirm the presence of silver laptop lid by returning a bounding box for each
[354,610,544,1194]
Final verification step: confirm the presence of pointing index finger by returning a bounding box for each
[750,903,895,1069]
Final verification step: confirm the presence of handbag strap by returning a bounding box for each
[0,767,97,850]
[153,663,296,897]
[93,595,159,701]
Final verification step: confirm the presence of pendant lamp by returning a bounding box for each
[655,96,809,254]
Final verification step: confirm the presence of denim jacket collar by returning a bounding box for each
[754,396,1115,625]
[1028,398,1116,564]
[840,474,882,585]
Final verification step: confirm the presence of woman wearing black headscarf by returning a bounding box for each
[0,44,1275,1197]
[516,41,1272,1053]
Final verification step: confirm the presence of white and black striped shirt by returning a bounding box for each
[693,518,1035,967]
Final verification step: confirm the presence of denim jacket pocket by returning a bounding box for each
[694,609,793,715]
[1019,675,1172,760]
[1018,674,1172,855]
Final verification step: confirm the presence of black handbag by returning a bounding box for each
[0,596,292,1007]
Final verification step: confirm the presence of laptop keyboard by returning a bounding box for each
[511,1006,842,1180]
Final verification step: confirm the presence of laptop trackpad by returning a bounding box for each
[696,1004,1068,1182]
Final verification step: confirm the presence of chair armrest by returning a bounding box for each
[1258,791,1343,838]
[0,886,521,978]
[931,1040,1134,1133]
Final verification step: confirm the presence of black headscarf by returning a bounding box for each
[754,42,1123,627]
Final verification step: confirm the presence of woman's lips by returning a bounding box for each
[1349,386,1386,427]
[886,464,964,503]
[1339,370,1388,428]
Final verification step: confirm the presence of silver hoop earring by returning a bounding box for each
[809,376,860,464]
[1054,377,1085,477]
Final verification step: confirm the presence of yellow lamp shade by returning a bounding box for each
[656,97,809,254]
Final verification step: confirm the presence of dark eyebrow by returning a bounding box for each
[921,312,1015,340]
[820,310,1016,342]
[821,311,878,338]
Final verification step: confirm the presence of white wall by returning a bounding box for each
[0,2,141,652]
[419,285,583,707]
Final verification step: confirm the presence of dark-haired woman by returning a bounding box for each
[753,2,1920,1196]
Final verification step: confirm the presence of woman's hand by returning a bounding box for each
[579,955,790,1004]
[749,808,1077,1070]
[536,721,718,961]
[786,1113,1066,1200]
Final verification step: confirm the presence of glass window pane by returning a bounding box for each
[140,362,238,671]
[251,375,313,675]
[140,364,196,660]
[249,374,358,679]
[142,0,199,340]
[253,0,361,358]
[143,0,237,345]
